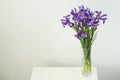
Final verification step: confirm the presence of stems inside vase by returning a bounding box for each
[82,48,91,74]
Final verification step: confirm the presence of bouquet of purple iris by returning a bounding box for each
[61,5,107,74]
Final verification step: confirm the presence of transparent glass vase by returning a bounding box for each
[82,48,92,74]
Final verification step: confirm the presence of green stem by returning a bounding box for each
[82,48,91,74]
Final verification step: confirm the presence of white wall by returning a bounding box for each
[0,0,120,80]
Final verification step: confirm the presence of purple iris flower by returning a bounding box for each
[71,8,78,20]
[78,22,82,28]
[61,15,70,27]
[75,32,88,39]
[82,34,88,39]
[60,5,107,39]
[74,31,82,39]
[100,14,107,24]
[86,22,92,27]
[79,5,85,12]
[74,28,88,39]
[95,11,107,24]
[95,11,102,16]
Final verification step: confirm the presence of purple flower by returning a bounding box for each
[61,5,107,28]
[71,8,78,20]
[74,28,88,39]
[75,32,82,39]
[61,15,70,27]
[60,5,107,40]
[86,22,92,27]
[82,34,88,38]
[79,5,85,12]
[78,22,82,28]
[100,14,107,24]
[95,11,107,24]
[95,11,102,16]
[74,28,83,39]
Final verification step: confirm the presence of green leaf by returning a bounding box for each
[88,31,98,50]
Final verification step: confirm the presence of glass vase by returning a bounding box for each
[82,48,91,74]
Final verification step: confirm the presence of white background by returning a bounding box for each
[0,0,120,80]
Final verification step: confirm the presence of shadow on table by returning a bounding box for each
[97,66,120,80]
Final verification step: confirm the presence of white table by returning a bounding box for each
[31,67,98,80]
